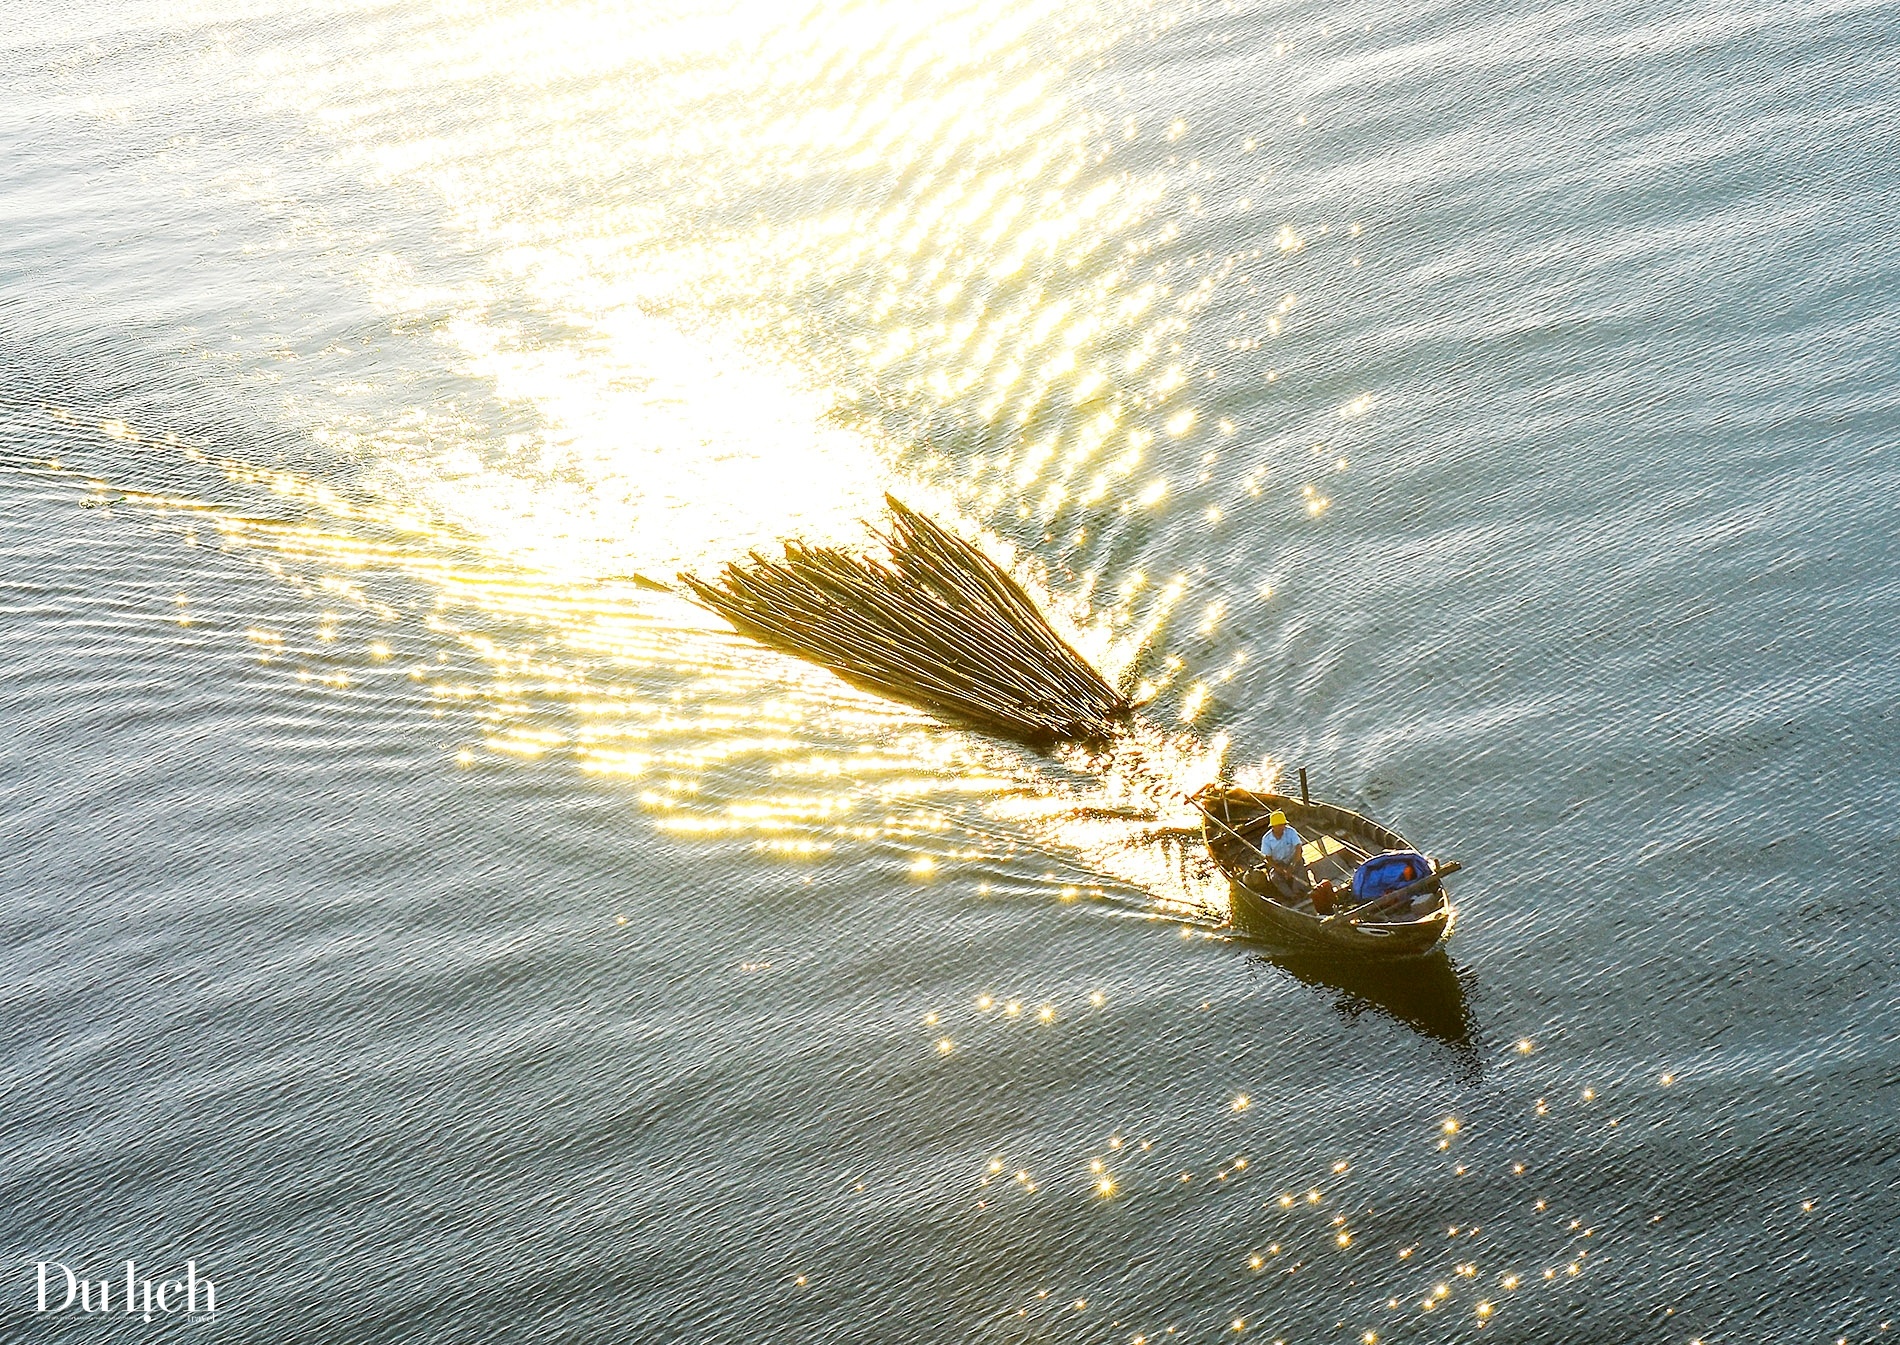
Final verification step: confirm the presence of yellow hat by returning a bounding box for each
[1268,810,1287,827]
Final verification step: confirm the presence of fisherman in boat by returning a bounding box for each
[1255,810,1339,913]
[1257,810,1302,870]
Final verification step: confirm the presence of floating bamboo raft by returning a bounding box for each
[681,496,1129,746]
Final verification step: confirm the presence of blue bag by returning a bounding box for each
[1351,850,1432,903]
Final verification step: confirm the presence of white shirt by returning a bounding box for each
[1259,823,1303,866]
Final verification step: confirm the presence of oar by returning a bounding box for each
[1182,790,1262,856]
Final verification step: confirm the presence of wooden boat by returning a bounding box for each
[1196,785,1459,960]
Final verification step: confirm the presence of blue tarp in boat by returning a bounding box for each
[1352,850,1432,903]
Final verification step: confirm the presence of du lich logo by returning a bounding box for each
[34,1260,217,1322]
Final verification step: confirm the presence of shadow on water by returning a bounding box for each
[1250,949,1481,1076]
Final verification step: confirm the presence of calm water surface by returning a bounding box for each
[2,1,1896,1341]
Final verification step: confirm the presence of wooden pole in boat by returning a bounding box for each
[1299,767,1309,806]
[1326,860,1463,923]
[1182,792,1259,855]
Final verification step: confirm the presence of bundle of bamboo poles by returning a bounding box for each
[681,496,1129,746]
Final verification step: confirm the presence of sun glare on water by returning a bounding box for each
[77,0,1364,909]
[240,0,1214,576]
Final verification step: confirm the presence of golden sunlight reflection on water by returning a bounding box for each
[57,410,1235,923]
[242,0,1344,569]
[101,0,1373,917]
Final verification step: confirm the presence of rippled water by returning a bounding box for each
[3,0,1896,1340]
